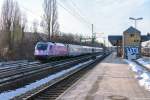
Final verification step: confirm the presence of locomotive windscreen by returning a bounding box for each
[37,43,48,50]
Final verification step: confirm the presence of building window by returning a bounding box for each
[130,34,134,37]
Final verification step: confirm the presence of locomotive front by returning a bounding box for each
[34,42,49,60]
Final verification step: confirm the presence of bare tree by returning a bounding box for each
[1,0,14,50]
[33,20,45,42]
[12,2,22,43]
[51,0,59,38]
[33,20,39,42]
[33,19,38,34]
[42,0,59,41]
[1,0,22,50]
[21,13,27,42]
[43,0,52,41]
[20,13,27,53]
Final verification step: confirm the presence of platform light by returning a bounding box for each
[129,17,143,28]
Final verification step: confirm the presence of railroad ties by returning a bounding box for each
[12,53,109,100]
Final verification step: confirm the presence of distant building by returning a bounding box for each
[123,26,141,59]
[108,26,150,60]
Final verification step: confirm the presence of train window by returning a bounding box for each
[37,43,48,50]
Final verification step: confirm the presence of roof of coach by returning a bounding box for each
[37,42,45,44]
[37,41,52,44]
[55,43,65,46]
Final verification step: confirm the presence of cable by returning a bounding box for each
[69,0,100,33]
[57,1,91,29]
[19,1,91,33]
[69,0,91,24]
[20,5,41,20]
[59,0,91,26]
[67,0,90,24]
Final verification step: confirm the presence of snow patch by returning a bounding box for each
[139,79,146,87]
[125,59,144,74]
[130,63,143,74]
[140,72,150,80]
[137,58,150,69]
[125,59,150,91]
[144,81,150,91]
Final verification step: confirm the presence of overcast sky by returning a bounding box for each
[0,0,149,44]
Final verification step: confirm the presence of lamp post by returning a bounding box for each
[129,17,143,28]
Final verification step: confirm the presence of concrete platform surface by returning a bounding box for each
[57,53,150,100]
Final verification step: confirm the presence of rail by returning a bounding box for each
[0,53,102,92]
[12,53,110,100]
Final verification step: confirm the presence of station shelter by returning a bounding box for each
[108,26,150,60]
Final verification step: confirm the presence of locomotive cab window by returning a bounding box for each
[37,43,48,50]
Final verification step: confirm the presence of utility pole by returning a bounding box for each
[103,37,106,55]
[91,24,96,57]
[92,24,94,44]
[92,24,96,45]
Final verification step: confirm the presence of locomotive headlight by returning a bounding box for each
[35,50,39,55]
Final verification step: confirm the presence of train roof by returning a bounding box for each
[37,42,54,45]
[55,43,65,46]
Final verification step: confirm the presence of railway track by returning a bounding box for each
[0,60,32,69]
[12,54,109,100]
[0,53,100,92]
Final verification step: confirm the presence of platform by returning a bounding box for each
[57,53,150,100]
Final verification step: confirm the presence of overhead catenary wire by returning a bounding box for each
[58,0,97,36]
[19,0,92,33]
[69,0,91,25]
[21,1,91,29]
[68,0,91,25]
[69,0,101,33]
[57,0,91,29]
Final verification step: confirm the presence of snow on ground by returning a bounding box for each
[96,55,102,58]
[0,64,25,70]
[141,72,150,80]
[0,63,27,70]
[137,57,150,69]
[0,60,29,69]
[125,59,150,91]
[0,60,93,100]
[0,65,18,70]
[124,59,144,75]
